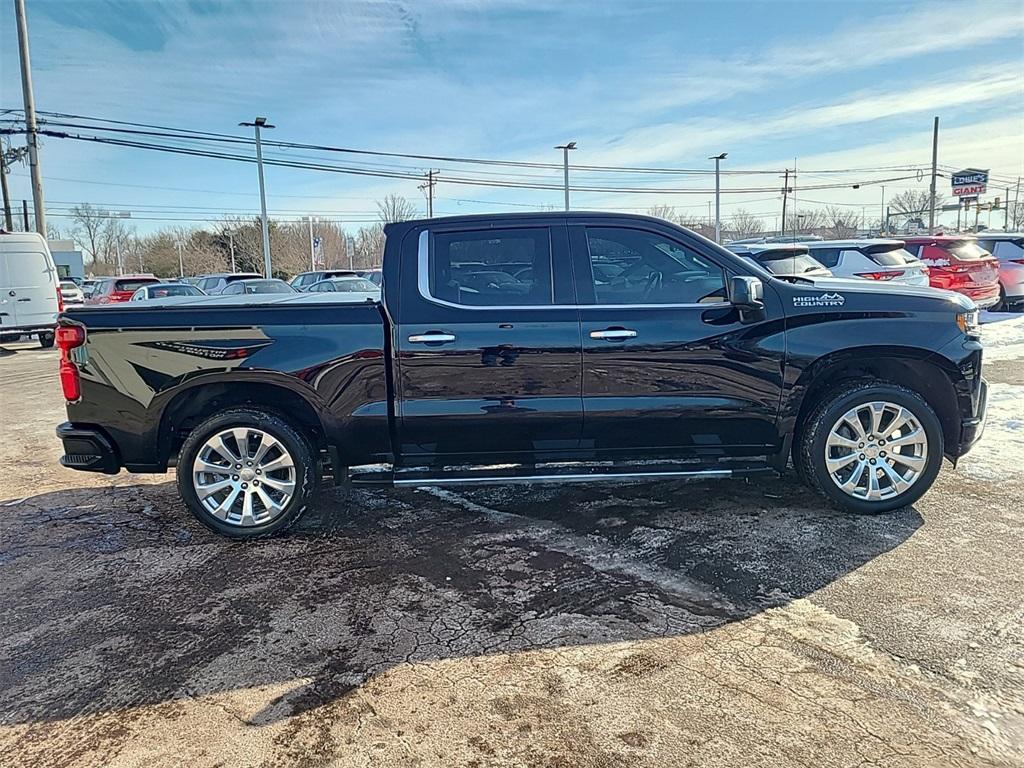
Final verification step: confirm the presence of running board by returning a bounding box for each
[349,462,773,487]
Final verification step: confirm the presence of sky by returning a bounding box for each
[1,0,1023,236]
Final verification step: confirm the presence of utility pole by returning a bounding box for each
[1006,185,1012,230]
[0,148,12,230]
[555,142,577,211]
[14,0,46,237]
[227,231,236,272]
[175,240,185,278]
[22,199,29,230]
[880,185,886,235]
[115,240,123,276]
[306,216,316,270]
[418,170,438,218]
[239,117,274,277]
[709,152,727,243]
[780,169,790,237]
[791,158,798,241]
[927,116,939,233]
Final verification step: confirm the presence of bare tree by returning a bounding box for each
[888,189,946,227]
[821,205,859,239]
[377,195,418,224]
[731,209,764,239]
[647,204,676,221]
[353,224,385,267]
[69,204,107,263]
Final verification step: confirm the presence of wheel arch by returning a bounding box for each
[786,347,961,458]
[155,374,333,468]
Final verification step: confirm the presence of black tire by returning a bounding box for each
[796,380,943,515]
[177,407,318,538]
[39,332,55,348]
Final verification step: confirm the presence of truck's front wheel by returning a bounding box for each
[796,381,943,514]
[177,408,318,538]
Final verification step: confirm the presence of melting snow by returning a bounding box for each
[980,312,1024,362]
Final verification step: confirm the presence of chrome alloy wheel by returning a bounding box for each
[824,400,929,501]
[192,427,297,526]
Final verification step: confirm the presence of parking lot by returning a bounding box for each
[1,322,1022,768]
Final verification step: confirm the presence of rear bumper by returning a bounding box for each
[56,422,121,474]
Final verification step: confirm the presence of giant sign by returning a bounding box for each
[951,168,988,198]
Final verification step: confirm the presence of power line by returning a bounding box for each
[0,125,931,196]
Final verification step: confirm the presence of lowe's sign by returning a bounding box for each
[951,168,988,198]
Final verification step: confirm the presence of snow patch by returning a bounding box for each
[958,383,1024,481]
[980,313,1024,362]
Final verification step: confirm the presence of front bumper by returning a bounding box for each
[955,378,988,458]
[56,422,121,474]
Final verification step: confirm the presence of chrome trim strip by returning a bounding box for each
[415,228,732,312]
[392,469,732,486]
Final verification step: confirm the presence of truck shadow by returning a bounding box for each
[1,475,922,728]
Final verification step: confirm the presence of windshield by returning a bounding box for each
[866,246,918,266]
[335,279,377,292]
[245,281,294,294]
[115,278,158,292]
[948,242,990,260]
[757,252,826,276]
[149,284,201,298]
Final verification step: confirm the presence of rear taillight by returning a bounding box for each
[855,271,904,281]
[1010,259,1024,265]
[56,285,64,312]
[56,326,86,401]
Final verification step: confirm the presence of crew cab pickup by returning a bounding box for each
[56,213,987,538]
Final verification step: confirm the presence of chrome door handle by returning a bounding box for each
[590,329,638,340]
[408,332,456,344]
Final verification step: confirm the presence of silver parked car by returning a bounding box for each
[59,279,85,306]
[131,283,206,301]
[305,276,381,301]
[801,239,930,287]
[976,232,1024,310]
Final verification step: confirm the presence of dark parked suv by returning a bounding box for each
[56,213,987,538]
[194,272,262,295]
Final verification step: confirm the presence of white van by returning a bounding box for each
[0,231,61,347]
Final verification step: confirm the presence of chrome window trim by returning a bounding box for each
[416,229,731,311]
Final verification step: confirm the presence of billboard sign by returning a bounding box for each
[951,168,988,198]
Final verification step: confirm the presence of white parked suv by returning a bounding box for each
[801,239,930,287]
[0,231,61,347]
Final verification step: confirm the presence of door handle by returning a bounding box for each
[408,332,456,344]
[589,328,638,340]
[17,298,31,302]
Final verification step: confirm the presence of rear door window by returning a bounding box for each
[428,228,553,306]
[5,249,53,288]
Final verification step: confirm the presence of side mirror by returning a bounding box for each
[730,275,764,309]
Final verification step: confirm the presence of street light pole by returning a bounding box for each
[555,142,577,211]
[227,231,236,272]
[709,152,727,243]
[14,0,46,237]
[240,117,275,277]
[927,116,939,234]
[175,240,184,278]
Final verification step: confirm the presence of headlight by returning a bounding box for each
[957,309,981,337]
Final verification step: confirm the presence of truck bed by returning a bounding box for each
[60,297,392,472]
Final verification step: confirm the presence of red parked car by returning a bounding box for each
[84,275,161,305]
[902,236,1000,309]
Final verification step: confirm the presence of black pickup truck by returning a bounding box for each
[56,212,987,538]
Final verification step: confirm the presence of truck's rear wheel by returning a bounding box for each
[39,332,55,348]
[796,381,943,514]
[177,407,318,538]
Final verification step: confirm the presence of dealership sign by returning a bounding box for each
[951,168,988,198]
